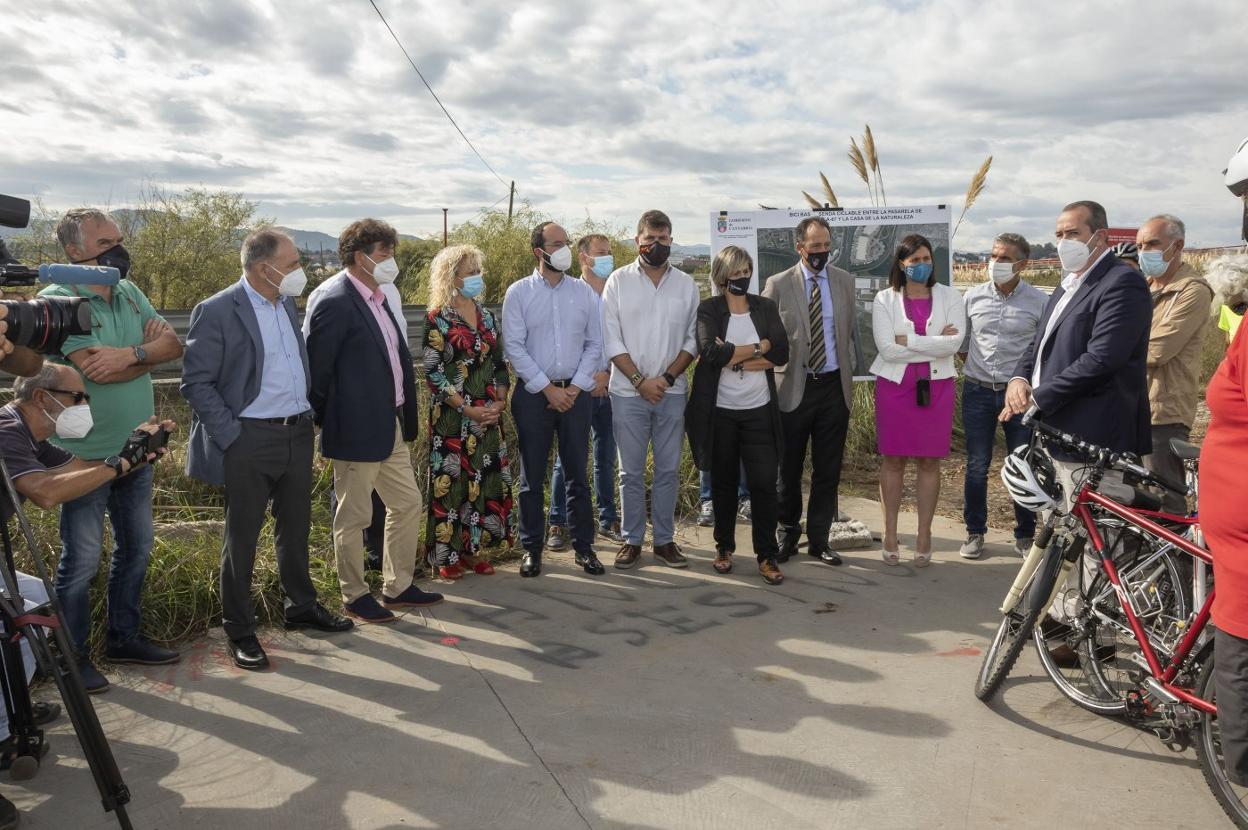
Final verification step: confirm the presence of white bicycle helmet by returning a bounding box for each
[1001,446,1062,512]
[1226,135,1248,198]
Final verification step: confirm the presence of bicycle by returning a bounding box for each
[974,412,1246,827]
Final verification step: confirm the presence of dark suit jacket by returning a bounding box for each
[306,273,419,462]
[181,281,310,486]
[1012,253,1152,458]
[685,294,790,471]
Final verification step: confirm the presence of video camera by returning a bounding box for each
[0,194,106,355]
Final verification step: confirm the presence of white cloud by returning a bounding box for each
[3,0,1245,249]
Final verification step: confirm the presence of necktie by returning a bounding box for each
[808,277,826,372]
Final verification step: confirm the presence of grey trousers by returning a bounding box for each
[221,418,318,640]
[1145,423,1191,514]
[612,391,685,547]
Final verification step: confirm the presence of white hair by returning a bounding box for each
[1204,254,1248,312]
[1144,213,1186,242]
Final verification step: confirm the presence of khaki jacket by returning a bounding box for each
[1147,262,1214,427]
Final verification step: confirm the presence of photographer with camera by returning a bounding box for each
[35,208,183,693]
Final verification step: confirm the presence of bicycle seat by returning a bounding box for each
[1169,439,1200,461]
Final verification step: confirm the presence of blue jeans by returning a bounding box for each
[55,465,155,652]
[699,466,749,503]
[962,381,1036,539]
[549,395,618,528]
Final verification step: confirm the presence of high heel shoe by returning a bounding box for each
[881,548,900,566]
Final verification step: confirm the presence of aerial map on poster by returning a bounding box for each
[708,205,952,380]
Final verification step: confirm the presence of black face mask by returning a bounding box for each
[77,243,131,279]
[639,241,671,268]
[805,250,830,272]
[726,277,750,296]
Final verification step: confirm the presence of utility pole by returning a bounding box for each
[442,208,449,247]
[507,180,515,224]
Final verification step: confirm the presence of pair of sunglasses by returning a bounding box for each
[47,388,91,405]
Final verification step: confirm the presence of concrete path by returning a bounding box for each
[8,496,1229,829]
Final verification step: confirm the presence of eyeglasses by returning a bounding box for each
[47,388,91,405]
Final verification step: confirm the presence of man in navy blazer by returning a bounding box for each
[182,228,352,672]
[306,218,442,625]
[1002,200,1153,465]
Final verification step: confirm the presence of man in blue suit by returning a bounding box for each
[182,228,353,671]
[306,218,442,625]
[1001,200,1153,462]
[1000,200,1152,665]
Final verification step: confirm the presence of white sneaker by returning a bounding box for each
[958,534,985,560]
[698,501,714,527]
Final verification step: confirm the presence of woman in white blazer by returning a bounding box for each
[869,234,966,567]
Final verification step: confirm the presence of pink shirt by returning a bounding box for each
[348,273,405,406]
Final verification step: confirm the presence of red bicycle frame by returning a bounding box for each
[1071,485,1215,714]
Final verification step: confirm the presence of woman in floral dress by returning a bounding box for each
[422,244,514,579]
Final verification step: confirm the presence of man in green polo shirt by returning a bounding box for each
[37,207,184,693]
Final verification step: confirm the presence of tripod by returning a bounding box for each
[0,458,133,829]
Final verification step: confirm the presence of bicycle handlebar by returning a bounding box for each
[1021,406,1190,497]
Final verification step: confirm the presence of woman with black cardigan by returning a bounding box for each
[686,245,789,584]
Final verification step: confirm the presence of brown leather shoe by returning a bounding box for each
[759,559,784,585]
[615,543,642,570]
[653,542,688,568]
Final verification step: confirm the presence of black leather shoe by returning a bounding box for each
[228,636,269,671]
[575,551,606,575]
[811,548,843,566]
[285,603,355,633]
[520,552,542,578]
[777,538,799,564]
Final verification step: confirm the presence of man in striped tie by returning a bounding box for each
[761,216,856,566]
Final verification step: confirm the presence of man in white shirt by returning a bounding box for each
[601,210,699,569]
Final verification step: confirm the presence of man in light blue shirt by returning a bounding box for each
[503,221,604,578]
[183,228,352,672]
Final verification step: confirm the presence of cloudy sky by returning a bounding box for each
[4,0,1246,250]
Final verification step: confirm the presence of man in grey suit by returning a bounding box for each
[761,216,855,566]
[182,228,352,672]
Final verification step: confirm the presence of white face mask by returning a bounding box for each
[1056,232,1100,273]
[366,254,400,284]
[988,259,1017,284]
[544,246,573,273]
[43,395,93,440]
[265,264,308,297]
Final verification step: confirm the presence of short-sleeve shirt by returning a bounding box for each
[37,280,162,459]
[0,404,73,521]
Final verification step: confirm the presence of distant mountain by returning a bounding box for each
[277,227,339,252]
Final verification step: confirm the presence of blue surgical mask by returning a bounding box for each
[904,262,934,283]
[1138,243,1175,278]
[590,255,614,278]
[460,273,485,298]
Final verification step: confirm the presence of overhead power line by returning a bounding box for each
[367,0,509,188]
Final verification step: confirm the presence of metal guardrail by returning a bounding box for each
[142,304,501,379]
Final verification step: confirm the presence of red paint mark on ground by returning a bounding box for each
[440,636,460,646]
[935,647,982,657]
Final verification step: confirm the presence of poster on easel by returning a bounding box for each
[709,205,952,380]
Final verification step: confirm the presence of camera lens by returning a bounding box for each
[0,297,92,354]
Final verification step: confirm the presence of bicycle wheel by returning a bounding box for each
[1075,530,1191,715]
[975,604,1042,702]
[977,530,1076,701]
[1195,652,1248,829]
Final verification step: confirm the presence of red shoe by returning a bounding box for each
[471,560,495,575]
[438,564,465,580]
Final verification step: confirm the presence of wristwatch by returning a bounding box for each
[752,344,762,360]
[455,401,466,415]
[662,372,677,386]
[132,345,147,365]
[104,456,124,478]
[629,371,644,388]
